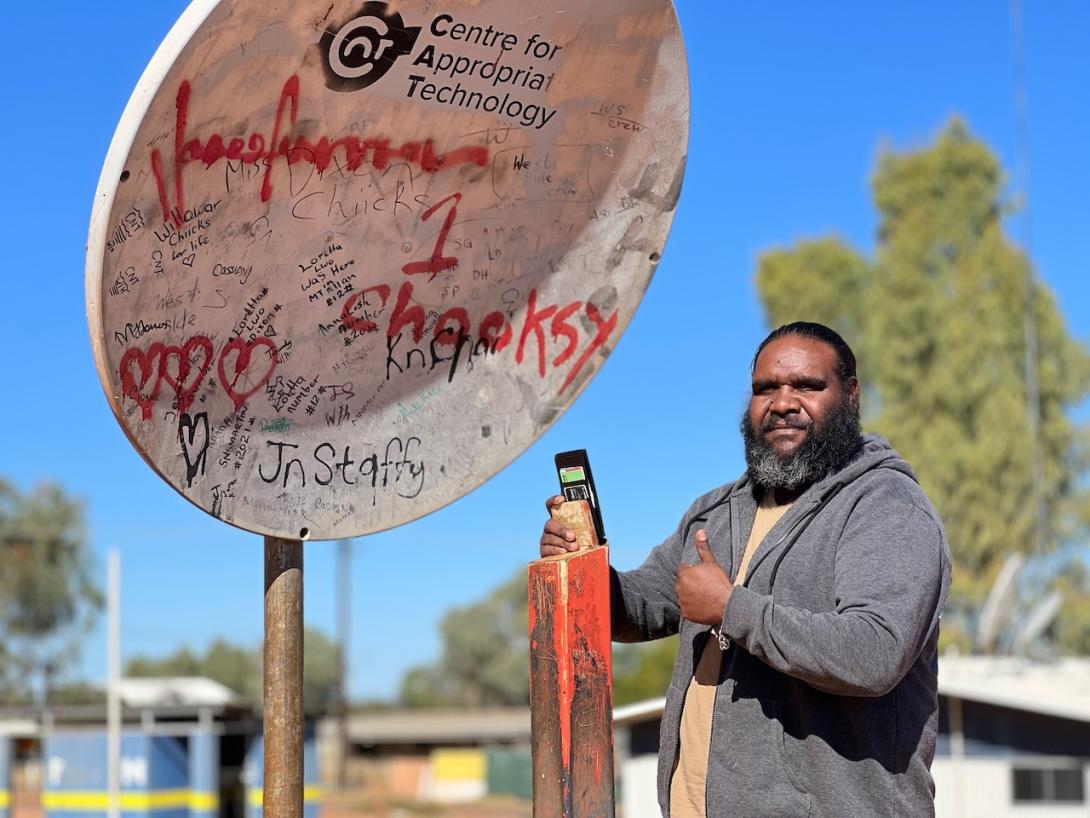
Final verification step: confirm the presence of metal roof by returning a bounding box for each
[613,697,667,726]
[937,655,1090,723]
[334,708,531,745]
[117,676,241,708]
[612,656,1090,726]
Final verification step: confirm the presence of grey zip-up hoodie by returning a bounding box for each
[611,435,952,817]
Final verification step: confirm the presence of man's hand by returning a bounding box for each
[675,530,732,626]
[540,495,579,557]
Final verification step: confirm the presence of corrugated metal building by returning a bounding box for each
[0,677,320,818]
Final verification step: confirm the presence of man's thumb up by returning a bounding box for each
[695,529,717,563]
[675,529,732,627]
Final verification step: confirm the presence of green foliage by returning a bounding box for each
[1049,561,1090,653]
[756,238,874,376]
[46,680,107,706]
[755,120,1090,651]
[0,480,103,702]
[612,637,678,706]
[126,647,203,679]
[126,626,341,714]
[397,568,681,708]
[202,639,260,701]
[300,628,341,716]
[400,571,530,707]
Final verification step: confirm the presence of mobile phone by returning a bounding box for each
[554,449,606,543]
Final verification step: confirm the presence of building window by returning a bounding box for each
[1012,766,1086,804]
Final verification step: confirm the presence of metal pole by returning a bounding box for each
[264,536,304,818]
[336,538,351,790]
[107,549,121,818]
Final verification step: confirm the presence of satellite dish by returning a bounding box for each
[87,0,689,540]
[975,552,1024,653]
[1013,591,1063,654]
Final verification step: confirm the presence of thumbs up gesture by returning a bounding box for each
[675,529,732,626]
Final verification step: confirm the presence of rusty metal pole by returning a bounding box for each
[528,501,615,818]
[264,536,304,818]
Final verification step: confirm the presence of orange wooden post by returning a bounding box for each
[528,500,615,818]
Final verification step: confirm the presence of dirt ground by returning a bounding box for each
[321,791,533,818]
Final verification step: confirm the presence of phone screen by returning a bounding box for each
[555,449,606,542]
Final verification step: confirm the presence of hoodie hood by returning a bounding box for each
[827,432,918,488]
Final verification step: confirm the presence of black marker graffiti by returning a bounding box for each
[179,412,210,488]
[257,435,425,503]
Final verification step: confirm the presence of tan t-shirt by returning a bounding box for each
[669,494,792,818]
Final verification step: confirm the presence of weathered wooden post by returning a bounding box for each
[529,500,615,817]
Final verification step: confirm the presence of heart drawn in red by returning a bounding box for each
[119,344,164,420]
[217,337,279,412]
[158,336,214,415]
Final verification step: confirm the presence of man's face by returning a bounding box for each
[747,336,854,455]
[742,335,861,491]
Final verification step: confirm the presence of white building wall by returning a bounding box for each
[933,757,1090,818]
[621,755,660,818]
[620,755,1090,818]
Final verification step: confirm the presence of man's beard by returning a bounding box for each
[741,396,862,492]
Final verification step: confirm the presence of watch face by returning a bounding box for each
[87,0,689,540]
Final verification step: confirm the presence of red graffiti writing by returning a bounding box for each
[342,280,618,394]
[401,193,461,281]
[119,336,278,417]
[120,346,165,421]
[340,284,391,335]
[151,76,490,226]
[159,337,215,415]
[217,338,280,412]
[120,337,214,420]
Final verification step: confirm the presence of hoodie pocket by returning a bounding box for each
[768,699,810,799]
[706,696,811,818]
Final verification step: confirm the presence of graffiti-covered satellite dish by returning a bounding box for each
[87,0,689,540]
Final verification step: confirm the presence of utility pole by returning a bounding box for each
[336,538,352,789]
[107,549,121,818]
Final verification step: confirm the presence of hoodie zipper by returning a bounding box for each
[673,490,797,817]
[704,656,716,818]
[703,520,796,818]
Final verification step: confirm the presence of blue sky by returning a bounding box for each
[2,1,1088,700]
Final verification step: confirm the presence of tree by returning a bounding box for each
[612,638,678,706]
[202,639,260,702]
[126,647,203,678]
[126,626,341,714]
[400,571,530,707]
[46,680,107,706]
[754,120,1090,651]
[0,479,103,702]
[299,628,341,716]
[398,569,679,708]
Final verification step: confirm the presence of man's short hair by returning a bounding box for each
[752,322,858,384]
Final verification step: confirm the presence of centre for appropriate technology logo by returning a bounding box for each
[320,2,421,92]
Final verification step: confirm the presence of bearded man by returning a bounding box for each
[541,322,951,818]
